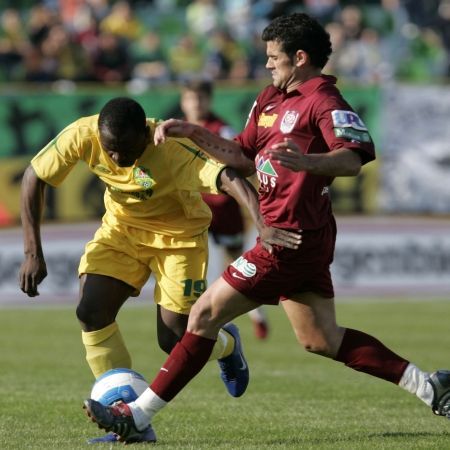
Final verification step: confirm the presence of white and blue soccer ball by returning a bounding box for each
[91,368,148,406]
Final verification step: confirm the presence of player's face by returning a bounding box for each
[180,90,210,122]
[100,125,150,167]
[265,40,298,91]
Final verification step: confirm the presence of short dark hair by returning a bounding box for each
[98,97,147,136]
[182,79,213,97]
[262,13,332,69]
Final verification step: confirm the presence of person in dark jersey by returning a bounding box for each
[180,79,270,340]
[84,13,450,442]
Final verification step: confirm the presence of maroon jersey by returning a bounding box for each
[235,75,375,231]
[199,113,244,236]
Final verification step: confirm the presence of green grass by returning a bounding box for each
[1,299,450,449]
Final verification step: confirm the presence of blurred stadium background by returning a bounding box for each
[1,0,450,304]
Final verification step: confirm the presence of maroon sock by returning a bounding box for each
[335,328,409,384]
[150,331,216,401]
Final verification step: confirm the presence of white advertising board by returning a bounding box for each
[380,85,450,213]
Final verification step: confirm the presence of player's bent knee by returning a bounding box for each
[76,303,113,330]
[187,304,219,335]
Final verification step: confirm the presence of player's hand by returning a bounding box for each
[153,119,196,145]
[258,225,302,254]
[265,138,307,172]
[19,255,47,297]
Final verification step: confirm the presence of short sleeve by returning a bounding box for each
[315,94,376,165]
[166,138,225,194]
[31,125,85,187]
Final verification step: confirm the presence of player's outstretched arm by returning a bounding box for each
[155,119,255,177]
[19,165,48,297]
[218,168,302,253]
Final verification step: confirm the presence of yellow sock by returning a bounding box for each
[82,322,131,378]
[208,329,235,361]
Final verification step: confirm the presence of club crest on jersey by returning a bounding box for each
[280,110,299,134]
[133,166,153,189]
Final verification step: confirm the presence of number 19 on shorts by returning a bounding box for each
[182,279,206,298]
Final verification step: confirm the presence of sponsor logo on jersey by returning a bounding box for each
[258,112,278,128]
[264,104,276,112]
[231,256,257,278]
[331,110,372,143]
[231,272,246,281]
[255,155,278,189]
[133,166,153,189]
[280,110,299,134]
[256,156,278,176]
[332,110,367,130]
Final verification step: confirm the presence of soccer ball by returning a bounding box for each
[91,368,148,405]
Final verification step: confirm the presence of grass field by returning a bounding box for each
[2,299,450,449]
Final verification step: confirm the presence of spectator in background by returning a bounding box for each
[246,29,271,80]
[203,28,249,81]
[325,21,390,84]
[303,0,340,24]
[221,0,253,42]
[99,0,144,42]
[91,31,130,83]
[0,8,29,81]
[167,34,204,82]
[26,4,57,48]
[396,26,448,82]
[339,4,364,41]
[0,1,448,84]
[23,46,54,82]
[179,79,270,340]
[185,0,220,37]
[129,30,170,88]
[40,23,93,81]
[63,2,99,54]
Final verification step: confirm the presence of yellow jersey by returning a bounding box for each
[31,115,225,238]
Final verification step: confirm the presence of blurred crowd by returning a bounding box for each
[0,0,449,88]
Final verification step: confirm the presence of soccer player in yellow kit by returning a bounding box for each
[19,97,301,444]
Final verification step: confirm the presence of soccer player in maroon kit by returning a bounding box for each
[180,79,270,340]
[84,13,450,442]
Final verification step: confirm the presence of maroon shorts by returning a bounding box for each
[222,217,337,304]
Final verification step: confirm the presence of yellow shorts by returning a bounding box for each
[79,223,208,315]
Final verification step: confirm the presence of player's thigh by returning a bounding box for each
[77,274,136,329]
[151,244,208,316]
[188,277,261,338]
[79,224,152,295]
